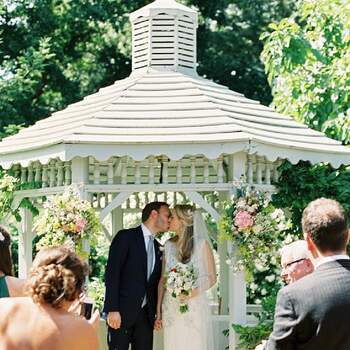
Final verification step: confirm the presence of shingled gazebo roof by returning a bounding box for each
[0,0,349,169]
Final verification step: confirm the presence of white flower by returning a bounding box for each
[265,275,276,283]
[271,208,284,220]
[250,282,258,291]
[255,262,266,272]
[277,222,287,231]
[252,225,263,234]
[226,258,232,265]
[261,288,267,296]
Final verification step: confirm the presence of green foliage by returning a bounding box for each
[0,123,25,140]
[87,277,106,312]
[230,290,277,350]
[89,233,110,279]
[0,0,295,133]
[272,160,350,234]
[232,323,271,350]
[261,0,350,144]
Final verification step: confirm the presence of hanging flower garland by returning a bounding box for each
[219,186,292,281]
[0,174,18,221]
[35,186,102,259]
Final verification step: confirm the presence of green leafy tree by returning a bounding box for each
[261,0,350,144]
[272,161,350,233]
[0,0,294,133]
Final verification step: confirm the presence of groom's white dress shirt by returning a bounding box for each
[141,223,155,273]
[314,254,349,269]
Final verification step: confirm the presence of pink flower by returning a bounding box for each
[76,218,87,232]
[234,211,254,229]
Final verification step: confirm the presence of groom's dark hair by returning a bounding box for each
[142,201,169,222]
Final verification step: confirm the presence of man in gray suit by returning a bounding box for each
[263,198,350,350]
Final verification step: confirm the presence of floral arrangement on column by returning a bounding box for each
[35,186,102,259]
[219,186,292,282]
[0,174,18,221]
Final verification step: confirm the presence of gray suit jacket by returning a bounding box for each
[265,259,350,350]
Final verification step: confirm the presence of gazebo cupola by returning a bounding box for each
[130,0,198,75]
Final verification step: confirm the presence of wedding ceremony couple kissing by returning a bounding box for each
[104,202,217,350]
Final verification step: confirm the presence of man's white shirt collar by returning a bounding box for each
[315,254,350,269]
[141,223,153,238]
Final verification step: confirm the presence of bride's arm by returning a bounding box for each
[190,241,217,298]
[156,254,166,325]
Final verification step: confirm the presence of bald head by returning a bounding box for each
[280,240,314,284]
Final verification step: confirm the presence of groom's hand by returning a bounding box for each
[107,311,121,330]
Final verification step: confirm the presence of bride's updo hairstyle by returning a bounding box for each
[26,246,89,309]
[173,205,195,264]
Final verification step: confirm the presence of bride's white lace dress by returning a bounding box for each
[162,240,214,350]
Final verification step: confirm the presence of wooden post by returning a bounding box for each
[18,208,33,278]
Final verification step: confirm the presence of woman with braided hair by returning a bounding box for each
[0,246,99,350]
[0,226,25,298]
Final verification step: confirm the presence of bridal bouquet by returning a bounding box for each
[165,263,197,313]
[35,186,102,259]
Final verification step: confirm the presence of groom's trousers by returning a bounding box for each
[107,307,153,350]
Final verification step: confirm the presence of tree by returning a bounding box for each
[0,0,294,133]
[195,0,294,105]
[261,0,350,144]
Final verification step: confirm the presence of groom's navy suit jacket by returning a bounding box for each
[265,259,350,350]
[103,225,162,328]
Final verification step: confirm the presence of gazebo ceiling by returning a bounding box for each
[0,0,349,169]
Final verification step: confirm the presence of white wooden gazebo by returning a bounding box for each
[1,0,350,348]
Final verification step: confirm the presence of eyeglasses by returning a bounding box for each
[284,258,306,269]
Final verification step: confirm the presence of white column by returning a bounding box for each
[228,152,247,350]
[18,208,33,278]
[111,206,124,239]
[218,192,229,315]
[71,157,89,189]
[71,157,90,255]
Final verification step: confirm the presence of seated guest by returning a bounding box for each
[280,240,314,284]
[0,246,99,350]
[0,226,25,297]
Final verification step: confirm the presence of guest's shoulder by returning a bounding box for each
[0,297,32,314]
[61,317,99,350]
[5,276,26,297]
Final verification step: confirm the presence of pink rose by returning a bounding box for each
[76,218,87,232]
[234,211,254,229]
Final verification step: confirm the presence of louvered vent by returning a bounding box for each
[177,15,195,69]
[132,17,150,70]
[151,14,176,67]
[130,1,198,75]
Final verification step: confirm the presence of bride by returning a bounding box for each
[156,205,217,350]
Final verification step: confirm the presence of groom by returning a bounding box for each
[104,201,171,350]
